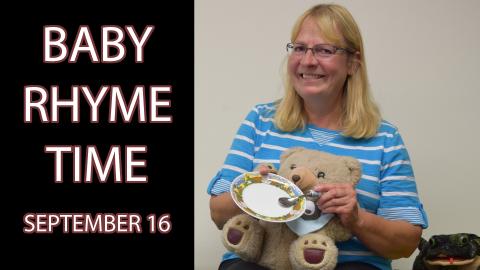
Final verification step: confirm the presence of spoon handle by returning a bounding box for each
[304,190,320,200]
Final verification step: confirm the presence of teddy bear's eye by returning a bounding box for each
[290,164,296,170]
[317,171,325,178]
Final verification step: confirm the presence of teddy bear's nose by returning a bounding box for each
[292,175,301,182]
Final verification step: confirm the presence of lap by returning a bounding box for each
[218,259,269,270]
[219,259,379,270]
[335,261,380,270]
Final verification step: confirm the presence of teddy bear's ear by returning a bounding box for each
[280,147,305,163]
[342,156,361,184]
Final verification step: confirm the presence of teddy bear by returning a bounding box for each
[222,147,361,270]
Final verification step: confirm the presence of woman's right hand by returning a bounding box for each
[256,164,277,175]
[210,193,243,230]
[210,164,276,229]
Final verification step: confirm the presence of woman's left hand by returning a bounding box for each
[314,183,361,230]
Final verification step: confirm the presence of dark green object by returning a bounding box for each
[413,233,480,270]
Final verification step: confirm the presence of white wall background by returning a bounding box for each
[195,1,480,269]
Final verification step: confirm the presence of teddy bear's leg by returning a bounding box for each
[289,234,338,270]
[222,214,265,262]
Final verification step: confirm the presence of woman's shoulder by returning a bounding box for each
[250,101,278,119]
[377,119,400,135]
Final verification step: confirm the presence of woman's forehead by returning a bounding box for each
[294,16,344,45]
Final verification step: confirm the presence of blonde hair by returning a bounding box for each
[274,4,381,139]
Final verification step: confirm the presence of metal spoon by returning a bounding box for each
[278,190,320,208]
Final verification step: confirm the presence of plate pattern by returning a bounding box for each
[230,173,306,222]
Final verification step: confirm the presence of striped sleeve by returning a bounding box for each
[207,106,261,195]
[378,129,429,228]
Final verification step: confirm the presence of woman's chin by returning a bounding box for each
[296,87,328,97]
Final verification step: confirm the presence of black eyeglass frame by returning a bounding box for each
[286,42,354,57]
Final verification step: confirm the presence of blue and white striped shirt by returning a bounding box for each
[207,102,428,270]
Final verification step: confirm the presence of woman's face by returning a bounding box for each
[288,17,352,101]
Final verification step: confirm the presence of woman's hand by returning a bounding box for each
[315,183,422,259]
[256,164,277,175]
[314,183,362,230]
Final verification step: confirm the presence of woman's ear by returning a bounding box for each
[348,51,361,76]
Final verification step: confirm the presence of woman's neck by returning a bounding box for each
[303,95,343,130]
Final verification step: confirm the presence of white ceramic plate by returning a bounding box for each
[230,172,306,222]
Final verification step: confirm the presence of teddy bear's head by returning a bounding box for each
[278,147,362,239]
[278,147,361,193]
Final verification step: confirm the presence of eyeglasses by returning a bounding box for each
[286,43,353,58]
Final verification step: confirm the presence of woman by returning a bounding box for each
[208,4,428,270]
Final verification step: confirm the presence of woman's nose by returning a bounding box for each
[300,50,318,65]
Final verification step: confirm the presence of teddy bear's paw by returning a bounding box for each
[289,234,338,270]
[222,214,264,262]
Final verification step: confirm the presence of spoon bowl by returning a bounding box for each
[278,190,320,208]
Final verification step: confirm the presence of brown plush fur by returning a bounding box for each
[222,148,361,270]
